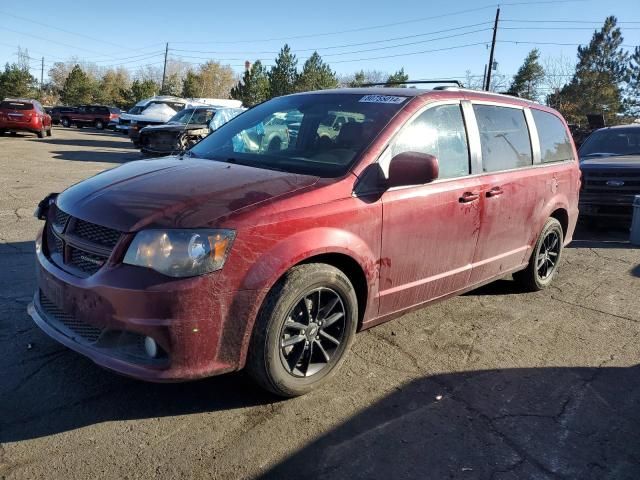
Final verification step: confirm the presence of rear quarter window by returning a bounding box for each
[473,104,532,173]
[531,109,573,163]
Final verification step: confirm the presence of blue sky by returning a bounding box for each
[0,0,639,85]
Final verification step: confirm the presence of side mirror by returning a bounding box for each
[387,152,439,188]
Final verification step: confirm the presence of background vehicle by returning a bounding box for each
[49,106,78,126]
[29,88,578,397]
[0,98,52,138]
[63,105,120,130]
[578,124,640,223]
[138,106,244,157]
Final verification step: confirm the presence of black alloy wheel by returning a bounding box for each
[279,287,347,378]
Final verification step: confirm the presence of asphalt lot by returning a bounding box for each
[1,127,639,479]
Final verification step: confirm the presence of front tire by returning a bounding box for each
[37,128,45,138]
[61,118,70,127]
[514,217,564,291]
[247,263,358,397]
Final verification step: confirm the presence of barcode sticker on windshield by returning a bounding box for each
[359,95,407,104]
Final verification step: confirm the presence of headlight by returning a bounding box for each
[123,229,235,277]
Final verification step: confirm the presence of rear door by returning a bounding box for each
[466,102,541,284]
[379,101,482,316]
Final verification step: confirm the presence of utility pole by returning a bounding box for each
[485,7,500,91]
[161,42,169,93]
[40,57,44,93]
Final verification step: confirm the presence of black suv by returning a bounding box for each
[579,124,640,223]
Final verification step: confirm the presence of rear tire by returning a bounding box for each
[0,129,5,136]
[95,120,104,130]
[247,263,358,397]
[76,124,83,129]
[514,218,564,291]
[61,118,70,128]
[37,128,45,138]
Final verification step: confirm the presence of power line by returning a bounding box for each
[171,27,492,62]
[498,39,639,48]
[170,21,494,56]
[169,5,500,45]
[502,19,640,24]
[328,42,488,64]
[0,10,128,50]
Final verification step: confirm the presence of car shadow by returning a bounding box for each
[631,265,640,278]
[50,149,142,164]
[568,220,637,249]
[264,365,640,479]
[464,278,525,296]
[30,137,135,150]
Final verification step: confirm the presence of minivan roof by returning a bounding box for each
[294,87,538,106]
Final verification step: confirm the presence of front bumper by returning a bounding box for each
[29,233,255,382]
[579,194,636,220]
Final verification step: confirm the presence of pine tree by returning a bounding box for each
[349,71,366,87]
[231,60,270,106]
[625,46,640,116]
[507,49,545,100]
[126,79,158,103]
[0,63,37,99]
[385,68,409,87]
[295,52,338,92]
[556,16,629,124]
[269,44,298,98]
[182,70,201,98]
[60,65,95,105]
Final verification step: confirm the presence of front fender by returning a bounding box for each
[226,227,380,368]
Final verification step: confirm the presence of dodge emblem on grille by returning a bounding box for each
[605,180,625,187]
[80,255,104,266]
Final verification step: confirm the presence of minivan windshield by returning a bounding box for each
[579,127,640,157]
[189,93,408,177]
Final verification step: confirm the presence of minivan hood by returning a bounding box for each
[57,157,319,232]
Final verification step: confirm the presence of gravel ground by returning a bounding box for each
[1,127,639,480]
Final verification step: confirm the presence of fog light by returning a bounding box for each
[144,336,159,358]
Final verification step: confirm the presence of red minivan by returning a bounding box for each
[29,88,579,396]
[0,98,52,138]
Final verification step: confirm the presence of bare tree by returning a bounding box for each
[541,54,575,108]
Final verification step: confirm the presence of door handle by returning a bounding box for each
[486,186,504,198]
[459,191,480,203]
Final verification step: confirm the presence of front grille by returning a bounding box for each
[69,246,108,275]
[39,290,103,343]
[583,170,640,195]
[119,118,130,126]
[45,207,122,278]
[53,207,70,230]
[73,218,121,248]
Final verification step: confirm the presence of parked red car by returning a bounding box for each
[29,88,579,396]
[0,98,52,138]
[63,104,120,129]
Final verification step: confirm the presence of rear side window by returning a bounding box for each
[473,105,532,172]
[0,101,34,110]
[391,104,470,179]
[532,110,573,163]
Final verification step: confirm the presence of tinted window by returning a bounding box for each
[0,101,34,110]
[579,128,640,157]
[532,110,573,163]
[391,104,470,179]
[474,105,532,172]
[190,93,406,177]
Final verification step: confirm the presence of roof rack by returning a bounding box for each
[360,80,463,88]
